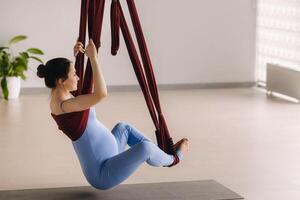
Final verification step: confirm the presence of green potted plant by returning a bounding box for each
[0,35,44,100]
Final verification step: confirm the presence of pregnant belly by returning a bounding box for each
[85,119,119,163]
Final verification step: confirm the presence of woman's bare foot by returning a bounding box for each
[174,138,189,158]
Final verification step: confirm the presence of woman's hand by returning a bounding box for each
[85,39,97,59]
[73,40,85,57]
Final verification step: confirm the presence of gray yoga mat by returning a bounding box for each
[0,180,243,200]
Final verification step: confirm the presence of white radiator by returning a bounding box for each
[266,63,300,101]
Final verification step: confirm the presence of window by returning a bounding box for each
[256,0,300,81]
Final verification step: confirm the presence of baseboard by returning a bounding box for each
[20,82,256,95]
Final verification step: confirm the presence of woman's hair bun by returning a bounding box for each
[37,64,46,78]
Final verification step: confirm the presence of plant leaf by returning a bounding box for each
[1,77,8,100]
[13,65,26,77]
[1,52,11,76]
[30,56,43,63]
[20,52,29,59]
[8,35,27,46]
[19,73,26,80]
[26,48,44,55]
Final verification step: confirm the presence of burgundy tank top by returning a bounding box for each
[51,109,90,141]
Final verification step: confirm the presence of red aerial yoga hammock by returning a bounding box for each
[62,0,179,167]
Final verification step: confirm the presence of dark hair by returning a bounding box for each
[37,57,71,88]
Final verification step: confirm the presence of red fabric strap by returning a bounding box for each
[53,0,179,167]
[53,0,106,142]
[111,0,179,166]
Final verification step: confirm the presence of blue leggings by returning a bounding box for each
[72,108,181,190]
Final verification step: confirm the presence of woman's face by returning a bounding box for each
[61,63,80,92]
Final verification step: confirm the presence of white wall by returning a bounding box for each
[0,0,256,88]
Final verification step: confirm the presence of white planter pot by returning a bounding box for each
[0,77,21,99]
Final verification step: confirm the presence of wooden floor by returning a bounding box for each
[1,87,300,200]
[0,180,243,200]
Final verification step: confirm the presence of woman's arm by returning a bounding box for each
[88,45,108,99]
[61,39,107,113]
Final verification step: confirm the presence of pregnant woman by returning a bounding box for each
[36,39,189,190]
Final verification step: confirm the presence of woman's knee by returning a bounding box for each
[112,122,128,132]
